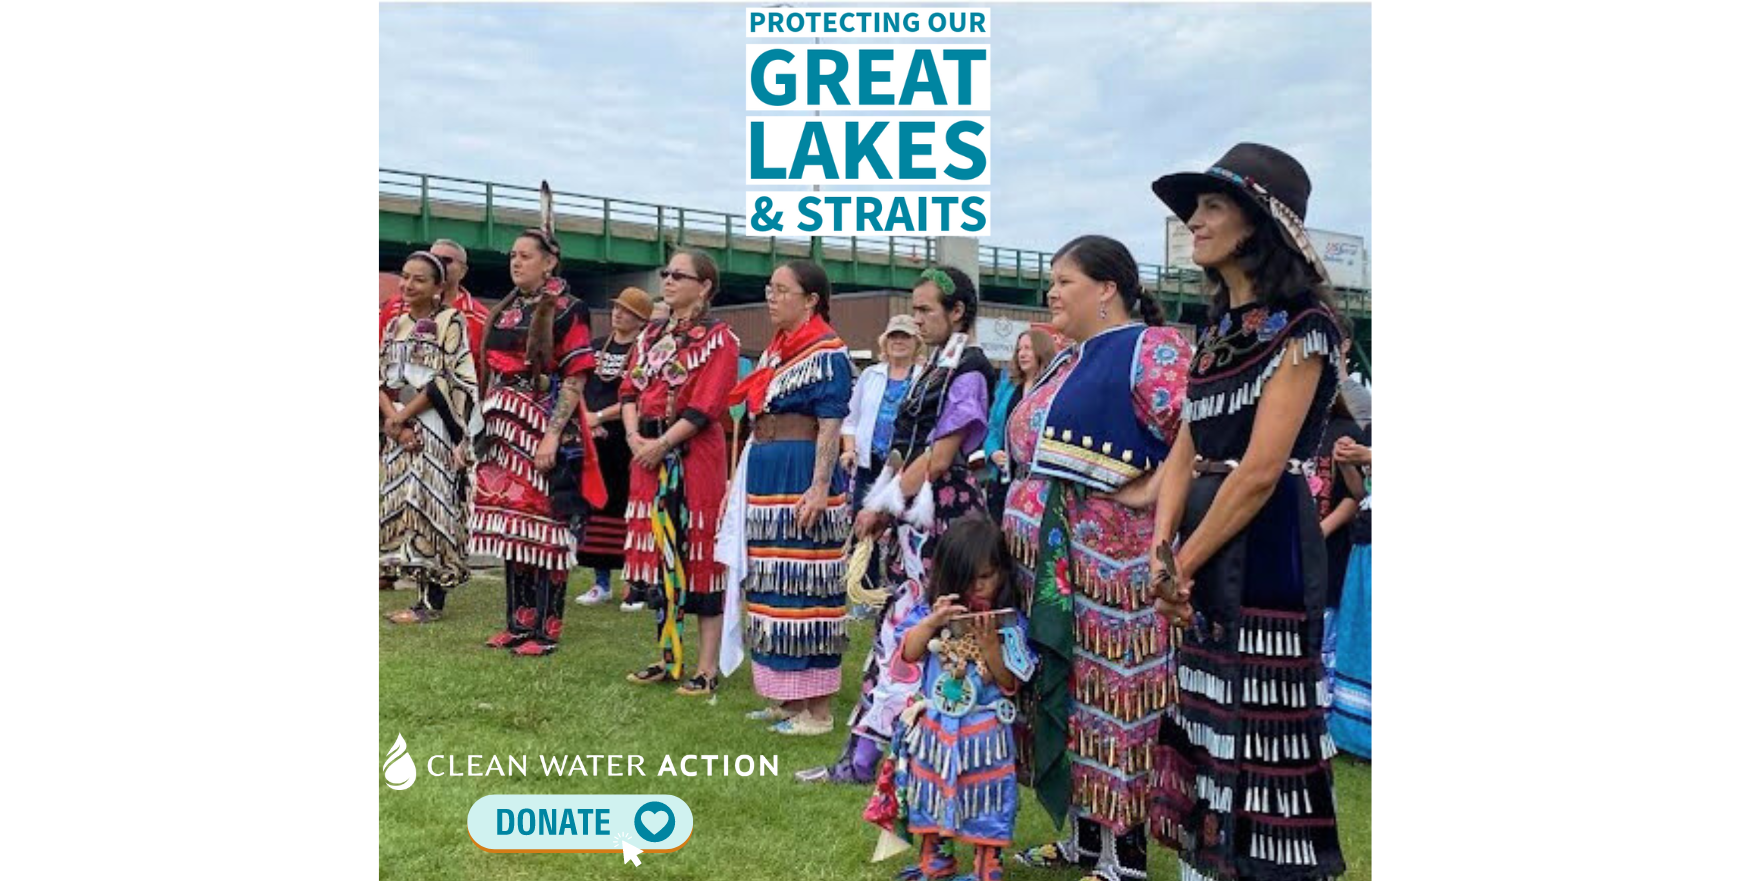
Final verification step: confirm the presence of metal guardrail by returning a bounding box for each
[379,169,1370,315]
[976,243,1372,325]
[379,169,938,266]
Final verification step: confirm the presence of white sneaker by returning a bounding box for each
[576,586,609,606]
[620,599,647,612]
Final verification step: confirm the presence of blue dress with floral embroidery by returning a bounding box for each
[1001,323,1191,833]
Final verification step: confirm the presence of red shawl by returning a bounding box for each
[728,314,841,418]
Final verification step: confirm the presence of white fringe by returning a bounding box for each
[865,466,905,517]
[1186,328,1333,424]
[746,556,849,597]
[468,508,574,552]
[678,325,734,373]
[901,478,935,529]
[480,447,550,496]
[483,386,553,432]
[764,348,843,407]
[469,535,571,571]
[745,500,852,543]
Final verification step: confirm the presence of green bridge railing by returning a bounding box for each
[380,168,1371,350]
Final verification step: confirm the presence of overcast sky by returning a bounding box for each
[380,2,1370,265]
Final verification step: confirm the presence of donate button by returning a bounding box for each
[467,794,694,853]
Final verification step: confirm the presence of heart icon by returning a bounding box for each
[632,800,675,842]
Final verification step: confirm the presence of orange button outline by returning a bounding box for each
[470,830,694,854]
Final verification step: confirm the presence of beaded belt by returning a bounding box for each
[752,413,820,442]
[1193,457,1310,476]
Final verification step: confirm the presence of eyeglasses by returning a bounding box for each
[435,255,455,266]
[660,269,702,283]
[764,284,801,301]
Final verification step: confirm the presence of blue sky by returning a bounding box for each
[380,2,1370,264]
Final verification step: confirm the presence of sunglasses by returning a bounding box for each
[659,269,703,283]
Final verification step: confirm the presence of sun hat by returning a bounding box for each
[1151,142,1330,283]
[877,314,921,348]
[611,286,654,321]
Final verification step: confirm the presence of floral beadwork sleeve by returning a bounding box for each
[1131,325,1192,444]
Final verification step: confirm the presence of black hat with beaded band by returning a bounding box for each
[1150,142,1330,284]
[1156,144,1346,436]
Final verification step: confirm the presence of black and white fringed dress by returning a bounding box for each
[1150,293,1347,881]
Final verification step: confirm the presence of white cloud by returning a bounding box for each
[381,2,1370,263]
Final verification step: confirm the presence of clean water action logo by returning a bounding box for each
[383,734,417,790]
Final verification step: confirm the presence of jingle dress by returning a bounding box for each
[575,333,636,573]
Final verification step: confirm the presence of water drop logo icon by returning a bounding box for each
[383,734,417,791]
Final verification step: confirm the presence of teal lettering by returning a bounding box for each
[807,49,850,105]
[960,197,987,232]
[824,196,852,228]
[559,810,577,835]
[843,121,891,179]
[899,121,936,180]
[797,197,823,232]
[858,49,894,105]
[751,49,796,106]
[931,196,958,229]
[899,50,946,106]
[857,198,883,231]
[788,121,839,179]
[497,810,514,835]
[749,122,786,179]
[941,49,986,105]
[884,196,915,232]
[943,120,985,180]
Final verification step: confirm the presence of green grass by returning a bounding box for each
[381,571,1370,880]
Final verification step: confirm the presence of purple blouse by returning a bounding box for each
[927,371,991,456]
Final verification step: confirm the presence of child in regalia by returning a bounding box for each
[871,518,1037,881]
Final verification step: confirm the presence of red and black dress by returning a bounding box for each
[620,315,740,674]
[469,278,602,655]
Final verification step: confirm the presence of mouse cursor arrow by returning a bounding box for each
[620,839,643,867]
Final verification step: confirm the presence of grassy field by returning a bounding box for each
[381,570,1370,880]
